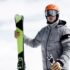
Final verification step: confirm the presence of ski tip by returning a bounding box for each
[15,14,24,23]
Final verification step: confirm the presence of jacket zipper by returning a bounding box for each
[45,27,51,69]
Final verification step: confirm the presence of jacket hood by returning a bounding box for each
[58,20,66,26]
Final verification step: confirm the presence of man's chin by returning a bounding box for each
[49,20,54,23]
[47,21,54,24]
[48,21,54,24]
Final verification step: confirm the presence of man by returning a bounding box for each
[15,4,70,70]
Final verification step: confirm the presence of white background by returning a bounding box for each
[0,0,70,70]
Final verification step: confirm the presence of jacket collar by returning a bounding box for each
[47,19,59,29]
[47,19,66,29]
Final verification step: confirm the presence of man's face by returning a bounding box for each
[45,10,58,23]
[47,16,56,23]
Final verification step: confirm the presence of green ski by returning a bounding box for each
[15,14,25,70]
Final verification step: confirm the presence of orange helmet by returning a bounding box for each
[45,4,59,12]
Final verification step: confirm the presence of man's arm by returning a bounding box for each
[57,27,70,68]
[24,30,42,48]
[24,35,41,48]
[50,27,70,70]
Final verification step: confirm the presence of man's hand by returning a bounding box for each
[51,62,62,70]
[15,30,20,38]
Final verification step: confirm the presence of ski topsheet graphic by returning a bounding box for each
[15,14,25,70]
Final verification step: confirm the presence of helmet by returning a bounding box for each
[45,4,59,12]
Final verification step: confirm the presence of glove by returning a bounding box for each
[51,62,62,70]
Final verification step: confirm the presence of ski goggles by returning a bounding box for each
[45,10,59,17]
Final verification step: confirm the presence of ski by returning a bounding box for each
[15,14,25,70]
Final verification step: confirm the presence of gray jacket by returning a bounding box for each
[24,20,70,70]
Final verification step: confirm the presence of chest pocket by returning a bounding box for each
[42,28,51,41]
[49,28,60,43]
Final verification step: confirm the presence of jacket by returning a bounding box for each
[24,20,70,70]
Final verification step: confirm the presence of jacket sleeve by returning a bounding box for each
[24,29,44,48]
[58,27,70,67]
